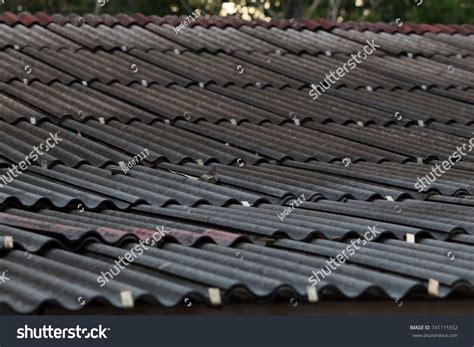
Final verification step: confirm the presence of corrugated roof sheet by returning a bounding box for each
[2,47,472,89]
[0,234,472,313]
[2,82,472,125]
[0,14,473,313]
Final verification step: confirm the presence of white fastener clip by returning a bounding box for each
[306,286,319,303]
[120,290,134,308]
[385,196,394,202]
[417,120,425,127]
[3,236,13,249]
[208,288,222,305]
[141,80,148,87]
[230,119,237,125]
[30,117,36,125]
[428,278,439,296]
[98,117,105,124]
[196,159,204,166]
[357,121,364,126]
[406,233,415,244]
[241,201,250,207]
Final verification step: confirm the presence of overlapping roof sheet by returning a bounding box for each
[0,13,473,313]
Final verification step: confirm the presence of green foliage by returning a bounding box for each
[1,0,472,23]
[300,0,473,24]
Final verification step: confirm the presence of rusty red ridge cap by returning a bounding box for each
[0,212,91,239]
[0,12,472,34]
[0,211,249,247]
[0,212,134,243]
[132,227,248,247]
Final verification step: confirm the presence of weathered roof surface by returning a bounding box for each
[2,237,473,313]
[0,13,473,313]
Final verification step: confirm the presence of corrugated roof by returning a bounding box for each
[2,47,472,89]
[0,233,472,313]
[0,14,473,313]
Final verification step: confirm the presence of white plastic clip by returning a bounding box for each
[241,201,250,207]
[196,159,204,166]
[357,121,364,126]
[120,290,134,308]
[40,160,48,169]
[30,117,36,125]
[230,119,237,125]
[417,120,425,127]
[428,278,439,296]
[82,81,88,86]
[306,286,319,303]
[406,233,415,244]
[98,117,105,124]
[385,196,394,202]
[141,80,148,87]
[208,288,222,305]
[417,157,424,164]
[3,236,13,249]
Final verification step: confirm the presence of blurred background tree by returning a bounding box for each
[2,0,473,23]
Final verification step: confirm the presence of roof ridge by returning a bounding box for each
[0,12,472,34]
